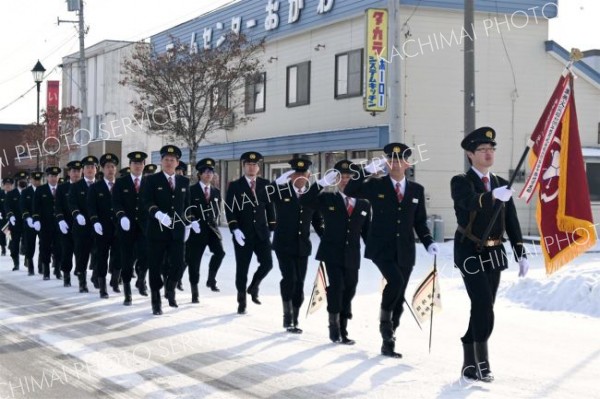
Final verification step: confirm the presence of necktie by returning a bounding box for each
[108,182,113,193]
[51,187,56,197]
[86,180,92,187]
[250,180,256,196]
[134,177,140,193]
[168,176,175,191]
[481,176,490,192]
[395,182,403,202]
[345,197,354,216]
[204,186,210,202]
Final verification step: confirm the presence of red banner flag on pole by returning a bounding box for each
[519,72,597,274]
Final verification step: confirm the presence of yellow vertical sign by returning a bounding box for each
[365,8,389,113]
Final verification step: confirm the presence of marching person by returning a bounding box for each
[55,160,82,287]
[301,160,370,344]
[225,151,276,315]
[88,153,120,299]
[5,172,28,271]
[261,157,324,333]
[112,151,149,305]
[69,156,98,293]
[143,164,157,176]
[21,171,43,275]
[185,158,225,303]
[0,178,14,256]
[141,145,199,315]
[451,127,528,382]
[345,143,439,358]
[32,166,63,280]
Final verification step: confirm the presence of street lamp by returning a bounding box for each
[31,60,46,125]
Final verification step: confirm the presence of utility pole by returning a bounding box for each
[388,0,402,142]
[464,0,475,172]
[60,0,87,134]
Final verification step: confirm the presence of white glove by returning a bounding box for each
[120,217,131,231]
[33,221,41,231]
[233,229,245,246]
[94,222,103,236]
[0,212,3,219]
[184,226,191,242]
[26,217,34,228]
[317,170,339,188]
[427,243,440,256]
[9,216,16,225]
[58,220,69,234]
[154,211,172,228]
[518,258,529,277]
[492,185,514,202]
[76,214,86,226]
[275,170,295,186]
[190,221,201,234]
[364,159,385,174]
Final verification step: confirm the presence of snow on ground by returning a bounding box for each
[0,228,599,399]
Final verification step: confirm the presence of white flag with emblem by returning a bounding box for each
[306,262,328,316]
[411,269,442,325]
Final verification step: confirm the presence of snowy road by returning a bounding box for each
[0,232,599,399]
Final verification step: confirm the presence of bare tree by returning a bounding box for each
[120,33,265,167]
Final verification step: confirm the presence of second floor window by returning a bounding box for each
[245,72,266,114]
[335,49,363,98]
[287,61,311,107]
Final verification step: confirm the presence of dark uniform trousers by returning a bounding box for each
[88,181,118,278]
[5,189,24,263]
[225,177,276,298]
[0,191,7,252]
[142,173,192,292]
[262,182,324,308]
[451,169,526,344]
[301,184,371,318]
[69,179,94,276]
[20,186,38,265]
[185,183,225,287]
[112,175,148,284]
[55,182,75,275]
[33,184,62,276]
[345,173,434,329]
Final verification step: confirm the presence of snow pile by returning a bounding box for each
[501,261,600,317]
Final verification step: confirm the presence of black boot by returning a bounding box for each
[91,272,99,289]
[380,309,402,358]
[328,313,341,343]
[54,266,62,280]
[165,280,178,308]
[135,275,148,296]
[35,259,42,275]
[28,260,35,276]
[282,300,293,329]
[206,280,220,292]
[151,290,163,315]
[177,279,184,291]
[237,292,247,314]
[247,284,261,305]
[1,246,5,256]
[98,277,109,299]
[64,273,71,287]
[11,256,19,271]
[340,315,355,345]
[78,273,88,293]
[42,262,50,280]
[110,271,121,293]
[191,284,199,304]
[461,342,479,381]
[287,306,302,334]
[474,342,494,382]
[123,282,132,306]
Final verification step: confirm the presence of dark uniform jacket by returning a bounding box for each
[20,186,36,222]
[301,184,370,269]
[345,173,434,267]
[32,184,58,231]
[54,182,73,227]
[189,183,222,240]
[451,168,526,272]
[141,173,191,241]
[87,180,117,237]
[225,176,276,241]
[5,188,24,232]
[0,191,7,226]
[112,175,147,232]
[68,179,94,235]
[260,182,324,257]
